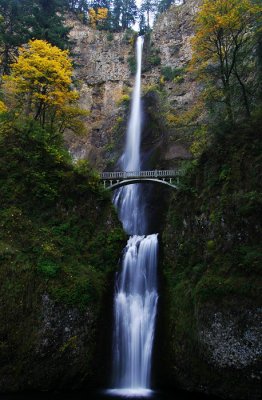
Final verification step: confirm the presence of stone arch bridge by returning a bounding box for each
[100,170,182,190]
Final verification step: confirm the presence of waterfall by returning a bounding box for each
[109,36,159,397]
[113,36,146,235]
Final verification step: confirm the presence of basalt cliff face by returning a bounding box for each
[65,18,131,169]
[66,1,200,169]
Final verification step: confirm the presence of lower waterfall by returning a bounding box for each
[112,235,158,395]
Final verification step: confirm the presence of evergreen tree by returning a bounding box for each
[0,0,71,75]
[28,0,70,49]
[112,0,137,30]
[140,0,157,28]
[157,0,183,14]
[138,10,147,34]
[0,0,31,74]
[89,0,111,9]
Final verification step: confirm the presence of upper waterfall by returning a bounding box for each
[124,36,144,171]
[113,36,146,235]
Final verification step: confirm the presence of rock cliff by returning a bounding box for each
[66,1,201,169]
[145,0,200,113]
[65,17,132,169]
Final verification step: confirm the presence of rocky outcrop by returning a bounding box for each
[145,0,201,113]
[138,0,200,167]
[0,295,96,391]
[198,306,262,372]
[159,297,262,399]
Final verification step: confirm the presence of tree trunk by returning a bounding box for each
[234,69,251,118]
[225,84,234,125]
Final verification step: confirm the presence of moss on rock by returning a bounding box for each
[0,120,126,391]
[160,117,262,399]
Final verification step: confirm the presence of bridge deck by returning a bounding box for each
[101,169,181,180]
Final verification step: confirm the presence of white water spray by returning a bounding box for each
[110,37,159,397]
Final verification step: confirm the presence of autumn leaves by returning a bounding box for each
[1,40,86,133]
[191,0,262,123]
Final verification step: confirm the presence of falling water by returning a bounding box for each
[113,36,146,235]
[110,36,159,397]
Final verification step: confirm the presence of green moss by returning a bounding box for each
[59,336,78,353]
[206,240,216,251]
[37,260,60,278]
[107,32,114,41]
[162,116,262,390]
[0,118,126,370]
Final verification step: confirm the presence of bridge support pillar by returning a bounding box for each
[103,180,106,188]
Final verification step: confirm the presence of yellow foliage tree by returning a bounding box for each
[3,40,84,130]
[0,100,7,113]
[89,7,108,28]
[191,0,262,122]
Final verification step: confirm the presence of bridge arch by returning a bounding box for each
[100,169,181,190]
[105,178,178,191]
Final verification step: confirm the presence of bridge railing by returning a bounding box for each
[101,169,182,180]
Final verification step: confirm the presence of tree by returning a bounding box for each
[0,0,72,76]
[111,0,137,30]
[157,0,183,14]
[0,0,31,74]
[3,40,83,131]
[89,7,108,28]
[28,0,70,49]
[191,0,262,123]
[140,0,157,28]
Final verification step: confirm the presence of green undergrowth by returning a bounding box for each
[161,115,262,390]
[163,116,262,303]
[0,118,126,312]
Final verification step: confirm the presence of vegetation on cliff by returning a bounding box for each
[0,36,125,390]
[161,115,262,398]
[160,1,262,398]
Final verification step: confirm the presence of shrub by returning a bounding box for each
[161,66,185,81]
[128,56,136,74]
[37,260,60,277]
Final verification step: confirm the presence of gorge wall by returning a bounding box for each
[66,1,201,169]
[65,18,131,169]
[159,121,262,399]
